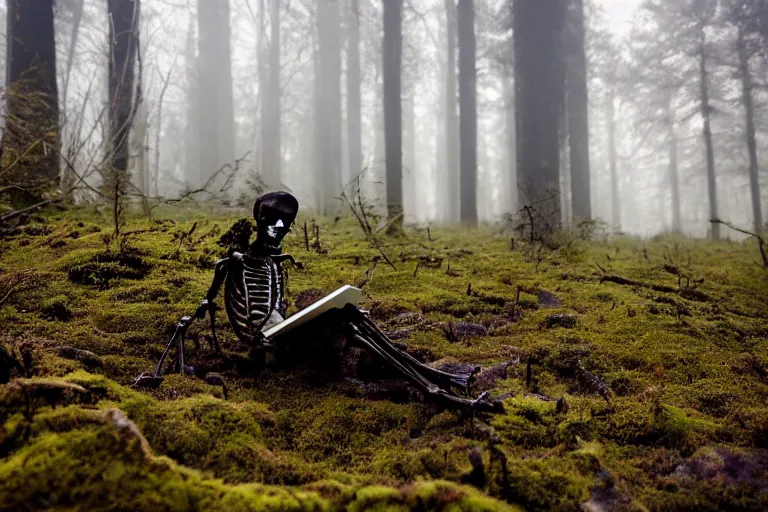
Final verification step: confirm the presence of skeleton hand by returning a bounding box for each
[194,299,217,320]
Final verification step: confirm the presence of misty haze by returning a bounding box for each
[1,0,767,511]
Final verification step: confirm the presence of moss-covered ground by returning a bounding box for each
[1,207,767,511]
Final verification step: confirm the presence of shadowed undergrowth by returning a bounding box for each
[1,207,767,511]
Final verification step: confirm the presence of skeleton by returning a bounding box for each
[134,191,499,412]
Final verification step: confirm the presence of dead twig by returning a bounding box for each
[711,218,767,268]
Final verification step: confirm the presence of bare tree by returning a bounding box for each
[457,0,477,225]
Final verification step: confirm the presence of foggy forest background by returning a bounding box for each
[1,0,768,240]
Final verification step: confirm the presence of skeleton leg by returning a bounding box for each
[340,305,495,412]
[208,301,222,354]
[354,310,479,393]
[133,316,193,388]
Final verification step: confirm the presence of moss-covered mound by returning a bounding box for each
[1,208,767,511]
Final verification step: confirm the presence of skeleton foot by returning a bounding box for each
[133,316,194,388]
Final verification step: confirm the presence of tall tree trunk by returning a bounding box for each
[565,0,590,221]
[444,0,460,222]
[737,27,763,235]
[666,94,682,233]
[347,0,362,183]
[197,0,235,189]
[107,0,139,233]
[697,27,719,240]
[61,0,84,122]
[383,0,403,226]
[184,15,199,188]
[315,0,342,214]
[403,95,416,222]
[503,69,516,214]
[435,41,447,220]
[513,0,566,232]
[606,88,620,230]
[457,0,477,225]
[2,0,60,200]
[59,0,85,202]
[260,0,281,188]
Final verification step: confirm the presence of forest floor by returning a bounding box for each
[1,206,767,511]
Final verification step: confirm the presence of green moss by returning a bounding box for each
[2,210,768,510]
[40,294,72,321]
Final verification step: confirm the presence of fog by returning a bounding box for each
[2,0,767,239]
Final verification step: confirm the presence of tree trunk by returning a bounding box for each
[666,94,682,233]
[260,0,281,188]
[697,28,719,240]
[737,27,763,235]
[184,15,199,188]
[197,0,235,190]
[565,0,590,221]
[347,0,362,185]
[2,0,60,199]
[61,0,84,122]
[59,0,85,202]
[315,0,342,214]
[513,0,566,232]
[403,94,416,223]
[444,0,460,222]
[503,69,516,214]
[606,88,620,230]
[383,0,403,227]
[457,0,477,225]
[435,38,447,220]
[107,0,139,232]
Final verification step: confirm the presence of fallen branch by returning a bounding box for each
[711,218,767,268]
[600,274,678,294]
[574,360,613,403]
[0,197,62,224]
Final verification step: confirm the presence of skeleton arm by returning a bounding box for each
[194,257,230,319]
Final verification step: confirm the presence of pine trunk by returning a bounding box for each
[383,0,403,226]
[261,0,282,188]
[607,88,620,230]
[107,0,139,232]
[698,28,719,240]
[197,0,235,190]
[444,0,460,222]
[347,0,362,182]
[737,27,763,235]
[457,0,477,225]
[666,94,682,233]
[513,0,566,232]
[315,0,342,214]
[565,0,591,221]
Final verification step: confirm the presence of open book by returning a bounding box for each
[262,285,363,340]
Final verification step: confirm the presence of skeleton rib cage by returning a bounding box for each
[225,252,285,344]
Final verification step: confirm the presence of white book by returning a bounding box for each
[262,285,363,339]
